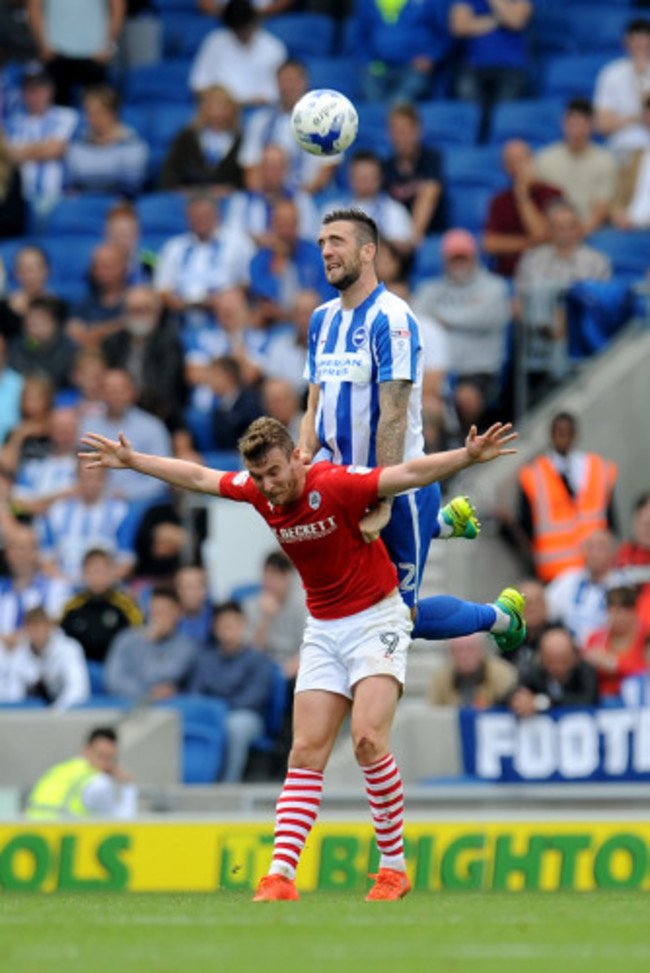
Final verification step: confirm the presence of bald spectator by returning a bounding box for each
[509,626,599,717]
[483,139,562,277]
[414,228,510,431]
[514,206,611,399]
[153,192,254,326]
[102,284,186,427]
[78,368,172,502]
[594,18,650,161]
[67,242,129,351]
[546,529,619,648]
[189,0,287,107]
[534,99,617,236]
[429,633,517,708]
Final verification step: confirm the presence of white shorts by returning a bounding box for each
[295,591,413,700]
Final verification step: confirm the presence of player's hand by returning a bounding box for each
[465,422,518,464]
[297,448,313,468]
[359,499,392,543]
[79,431,134,470]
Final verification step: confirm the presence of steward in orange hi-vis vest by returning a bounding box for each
[519,453,617,583]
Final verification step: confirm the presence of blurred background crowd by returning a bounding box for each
[0,0,649,790]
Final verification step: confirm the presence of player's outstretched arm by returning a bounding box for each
[79,432,227,496]
[377,422,518,497]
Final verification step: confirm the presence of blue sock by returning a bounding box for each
[412,595,497,640]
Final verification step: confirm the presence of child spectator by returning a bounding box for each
[9,295,76,391]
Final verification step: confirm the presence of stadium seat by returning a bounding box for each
[87,661,106,696]
[541,53,614,100]
[146,104,194,155]
[410,234,444,287]
[354,103,391,157]
[0,698,47,709]
[154,0,196,9]
[587,229,650,280]
[71,696,131,709]
[447,186,494,233]
[44,195,118,235]
[488,99,564,148]
[442,146,507,191]
[229,581,262,602]
[122,60,194,105]
[302,56,361,103]
[136,192,187,235]
[122,105,153,145]
[418,101,481,148]
[251,664,289,756]
[162,11,215,59]
[157,694,229,729]
[182,722,227,784]
[569,8,642,53]
[184,405,216,453]
[40,234,99,284]
[266,13,337,58]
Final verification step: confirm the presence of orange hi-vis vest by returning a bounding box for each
[519,453,617,583]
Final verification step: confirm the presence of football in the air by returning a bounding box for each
[290,88,359,157]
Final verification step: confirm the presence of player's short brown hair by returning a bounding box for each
[322,207,379,249]
[238,417,295,464]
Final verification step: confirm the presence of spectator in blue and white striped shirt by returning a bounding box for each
[5,63,78,222]
[153,191,254,328]
[65,84,148,197]
[38,460,135,585]
[0,525,71,644]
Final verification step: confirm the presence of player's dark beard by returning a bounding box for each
[331,265,361,292]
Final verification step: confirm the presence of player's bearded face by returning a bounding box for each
[325,250,362,291]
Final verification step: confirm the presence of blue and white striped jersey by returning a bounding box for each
[6,105,78,200]
[306,283,424,466]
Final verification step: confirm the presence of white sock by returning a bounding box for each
[380,853,407,873]
[437,511,454,538]
[490,605,511,633]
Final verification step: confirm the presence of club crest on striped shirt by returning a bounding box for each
[352,326,367,349]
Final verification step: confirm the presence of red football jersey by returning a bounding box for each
[219,462,399,620]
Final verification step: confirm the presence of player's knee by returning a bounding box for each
[353,733,383,766]
[288,738,322,770]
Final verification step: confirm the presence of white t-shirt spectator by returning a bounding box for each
[594,57,650,158]
[224,189,320,243]
[189,28,287,105]
[545,568,609,648]
[154,229,254,303]
[0,628,89,710]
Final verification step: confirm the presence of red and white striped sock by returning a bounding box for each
[361,753,406,872]
[268,767,324,880]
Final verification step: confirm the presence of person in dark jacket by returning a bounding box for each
[208,354,263,452]
[159,84,243,194]
[9,295,76,391]
[102,285,186,429]
[191,600,273,782]
[61,548,143,664]
[509,625,599,717]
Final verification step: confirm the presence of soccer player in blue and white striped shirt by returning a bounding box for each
[299,208,525,650]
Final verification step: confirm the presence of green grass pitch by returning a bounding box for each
[2,891,649,973]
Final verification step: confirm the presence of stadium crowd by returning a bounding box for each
[0,0,649,787]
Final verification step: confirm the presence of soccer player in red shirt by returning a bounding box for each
[81,415,517,901]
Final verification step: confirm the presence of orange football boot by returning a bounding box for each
[365,868,411,901]
[252,874,300,901]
